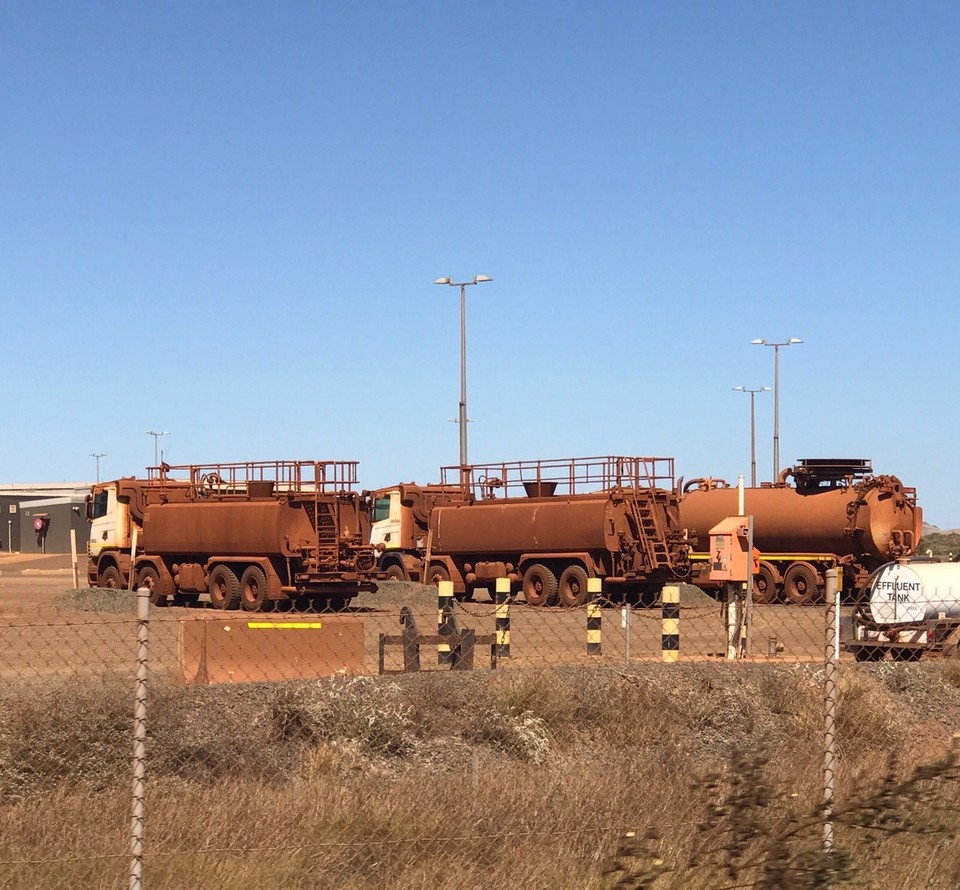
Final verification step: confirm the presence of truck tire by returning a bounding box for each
[427,564,450,586]
[136,565,166,607]
[384,564,407,582]
[854,646,885,662]
[240,566,270,612]
[753,563,780,604]
[783,562,820,605]
[321,595,348,613]
[98,566,122,589]
[209,565,241,610]
[558,565,590,608]
[522,564,559,607]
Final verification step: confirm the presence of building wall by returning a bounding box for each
[17,498,88,555]
[0,497,22,552]
[0,486,91,554]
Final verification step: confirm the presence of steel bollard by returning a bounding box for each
[661,584,680,663]
[587,578,602,655]
[437,580,454,665]
[495,577,511,658]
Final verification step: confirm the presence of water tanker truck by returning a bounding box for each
[371,455,691,606]
[87,459,378,611]
[843,559,960,661]
[679,458,921,604]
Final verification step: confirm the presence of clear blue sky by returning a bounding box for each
[3,2,958,526]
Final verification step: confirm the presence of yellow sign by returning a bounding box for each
[246,622,323,630]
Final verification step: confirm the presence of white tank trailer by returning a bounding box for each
[844,560,960,662]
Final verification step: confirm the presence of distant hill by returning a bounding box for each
[923,522,960,536]
[918,523,960,557]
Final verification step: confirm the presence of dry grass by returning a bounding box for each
[2,663,960,888]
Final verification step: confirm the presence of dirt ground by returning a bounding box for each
[0,556,839,685]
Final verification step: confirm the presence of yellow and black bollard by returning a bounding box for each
[586,578,602,655]
[438,580,454,665]
[495,577,511,658]
[661,584,680,663]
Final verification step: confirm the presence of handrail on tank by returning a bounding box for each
[147,459,360,497]
[440,455,676,500]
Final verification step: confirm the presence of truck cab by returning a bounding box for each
[85,480,141,588]
[369,487,404,553]
[86,483,133,557]
[369,483,465,583]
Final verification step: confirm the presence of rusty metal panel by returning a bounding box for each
[178,616,364,684]
[431,495,614,555]
[145,500,315,557]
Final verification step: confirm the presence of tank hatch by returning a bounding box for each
[791,458,872,491]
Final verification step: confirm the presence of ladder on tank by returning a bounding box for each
[627,490,673,572]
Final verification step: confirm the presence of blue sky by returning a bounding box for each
[3,2,958,525]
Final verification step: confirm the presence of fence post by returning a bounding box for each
[70,528,80,588]
[725,583,744,660]
[661,584,680,663]
[587,579,602,655]
[129,587,149,890]
[622,604,632,664]
[495,577,511,658]
[438,580,454,665]
[823,567,839,852]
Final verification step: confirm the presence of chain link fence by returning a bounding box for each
[2,572,960,888]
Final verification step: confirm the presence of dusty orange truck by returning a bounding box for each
[679,458,922,603]
[370,456,691,606]
[86,459,378,610]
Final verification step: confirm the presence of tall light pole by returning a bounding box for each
[733,387,770,487]
[146,430,170,468]
[90,452,106,483]
[750,338,802,480]
[433,275,493,480]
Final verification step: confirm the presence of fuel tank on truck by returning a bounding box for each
[864,561,960,625]
[142,500,319,557]
[679,464,920,562]
[430,493,630,556]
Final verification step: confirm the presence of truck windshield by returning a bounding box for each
[90,490,109,520]
[372,497,392,523]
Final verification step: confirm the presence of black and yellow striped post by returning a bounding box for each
[586,578,602,655]
[661,584,680,663]
[438,579,454,665]
[495,577,511,658]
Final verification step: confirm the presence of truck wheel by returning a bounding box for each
[136,565,166,606]
[240,566,270,612]
[782,562,820,605]
[315,595,348,612]
[890,647,923,663]
[522,564,559,607]
[753,564,779,604]
[209,565,241,610]
[384,564,407,582]
[558,565,590,608]
[428,564,450,586]
[854,646,885,662]
[98,566,122,589]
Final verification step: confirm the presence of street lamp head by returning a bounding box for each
[733,386,744,392]
[433,277,452,285]
[761,386,772,392]
[750,338,766,345]
[473,275,493,283]
[787,338,803,345]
